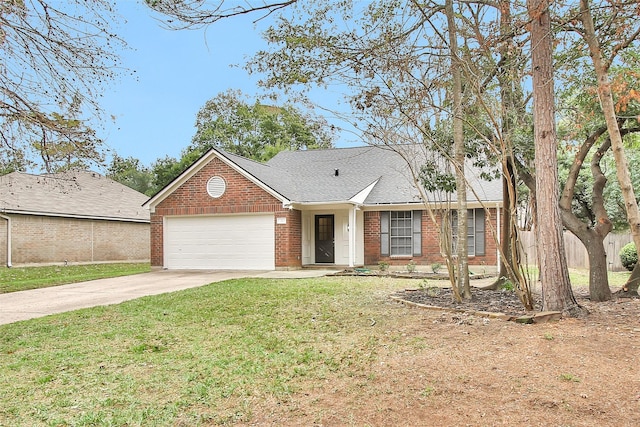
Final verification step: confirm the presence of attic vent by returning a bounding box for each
[207,176,226,198]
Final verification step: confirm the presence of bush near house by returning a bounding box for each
[619,242,637,271]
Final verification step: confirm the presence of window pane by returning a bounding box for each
[390,211,412,256]
[451,209,485,256]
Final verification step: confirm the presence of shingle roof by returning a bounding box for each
[220,151,299,200]
[0,170,150,222]
[262,145,502,205]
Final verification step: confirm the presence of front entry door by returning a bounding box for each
[315,215,335,263]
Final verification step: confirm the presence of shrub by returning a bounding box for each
[406,260,417,273]
[619,242,637,271]
[378,261,389,272]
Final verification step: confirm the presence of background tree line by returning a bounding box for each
[105,89,334,196]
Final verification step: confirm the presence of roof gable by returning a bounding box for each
[0,170,150,222]
[143,148,291,211]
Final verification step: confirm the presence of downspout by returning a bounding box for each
[0,214,12,267]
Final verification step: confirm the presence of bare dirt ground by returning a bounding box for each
[243,281,640,427]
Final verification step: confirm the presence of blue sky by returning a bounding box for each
[99,1,356,168]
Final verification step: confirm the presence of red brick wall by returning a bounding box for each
[151,157,301,269]
[275,209,302,267]
[363,211,380,264]
[364,208,498,268]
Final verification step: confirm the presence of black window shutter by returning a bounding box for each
[413,210,422,256]
[475,209,485,256]
[380,211,390,256]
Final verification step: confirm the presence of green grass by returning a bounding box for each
[0,276,408,426]
[0,263,151,293]
[569,269,630,288]
[0,269,631,425]
[521,266,630,289]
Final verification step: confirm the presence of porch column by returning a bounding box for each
[349,205,357,267]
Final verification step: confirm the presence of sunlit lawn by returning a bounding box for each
[0,266,632,425]
[0,276,412,426]
[0,263,151,293]
[522,265,630,289]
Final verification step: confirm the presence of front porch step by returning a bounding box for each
[302,264,350,270]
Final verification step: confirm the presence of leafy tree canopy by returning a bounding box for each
[1,0,126,173]
[106,155,154,196]
[190,89,335,162]
[148,90,335,193]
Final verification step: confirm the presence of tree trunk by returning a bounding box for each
[623,262,640,294]
[491,159,517,283]
[586,236,611,301]
[529,0,583,316]
[486,1,533,308]
[560,213,611,301]
[445,0,470,299]
[559,126,613,302]
[579,0,640,291]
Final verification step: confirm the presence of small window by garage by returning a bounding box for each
[207,176,226,198]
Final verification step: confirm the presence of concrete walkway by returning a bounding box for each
[0,269,334,326]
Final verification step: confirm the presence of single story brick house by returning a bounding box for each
[143,145,502,271]
[0,170,150,267]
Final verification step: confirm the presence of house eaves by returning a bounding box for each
[0,208,150,223]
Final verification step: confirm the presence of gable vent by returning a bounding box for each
[207,176,226,198]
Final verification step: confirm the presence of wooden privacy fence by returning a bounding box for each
[518,231,632,271]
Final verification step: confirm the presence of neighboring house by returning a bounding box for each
[144,145,502,271]
[0,170,150,267]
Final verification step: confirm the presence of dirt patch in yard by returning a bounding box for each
[242,282,640,427]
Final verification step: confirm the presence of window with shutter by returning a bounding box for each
[380,211,422,257]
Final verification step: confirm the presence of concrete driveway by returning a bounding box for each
[0,269,333,326]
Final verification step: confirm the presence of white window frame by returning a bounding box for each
[380,210,422,257]
[451,209,485,257]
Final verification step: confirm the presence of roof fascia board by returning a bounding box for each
[359,200,502,211]
[287,201,356,211]
[143,148,290,211]
[0,209,150,223]
[288,199,502,211]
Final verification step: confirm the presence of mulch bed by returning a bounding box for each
[392,285,640,321]
[393,287,542,318]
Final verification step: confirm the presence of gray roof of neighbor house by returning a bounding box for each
[0,170,150,222]
[219,145,502,205]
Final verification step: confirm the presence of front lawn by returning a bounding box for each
[0,275,637,426]
[0,276,400,425]
[0,263,151,293]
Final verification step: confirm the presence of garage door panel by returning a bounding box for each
[165,215,274,270]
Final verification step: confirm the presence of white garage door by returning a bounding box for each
[165,214,275,270]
